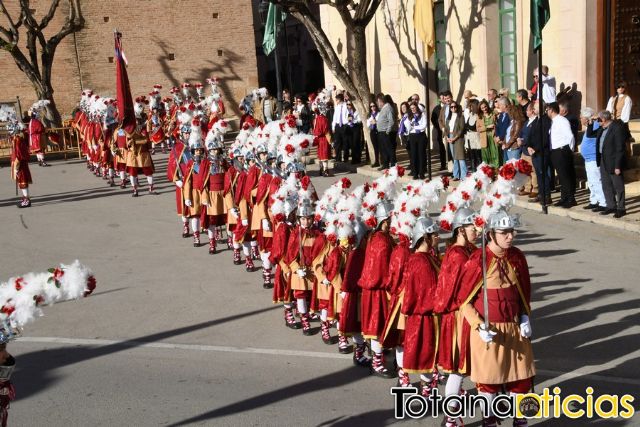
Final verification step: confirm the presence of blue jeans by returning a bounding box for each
[504,148,522,162]
[449,142,468,178]
[532,154,551,199]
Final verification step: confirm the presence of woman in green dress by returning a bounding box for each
[477,100,499,168]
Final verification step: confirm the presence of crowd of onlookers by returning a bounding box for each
[248,65,632,218]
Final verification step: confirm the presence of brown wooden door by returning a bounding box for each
[613,0,640,118]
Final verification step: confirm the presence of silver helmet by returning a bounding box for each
[375,200,394,224]
[206,139,224,151]
[283,196,298,217]
[410,216,440,249]
[452,207,478,231]
[488,209,520,231]
[297,198,315,217]
[353,220,368,248]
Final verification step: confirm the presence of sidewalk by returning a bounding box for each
[333,152,640,234]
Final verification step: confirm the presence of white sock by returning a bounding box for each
[182,216,188,224]
[119,171,125,181]
[445,373,464,397]
[129,176,137,187]
[208,227,215,239]
[478,391,495,417]
[190,218,200,233]
[370,339,382,355]
[296,298,307,314]
[21,188,29,197]
[320,309,328,322]
[395,346,404,368]
[284,303,293,310]
[146,176,153,186]
[233,241,241,250]
[250,240,257,248]
[261,252,272,269]
[242,243,250,257]
[353,333,364,345]
[36,153,43,161]
[108,168,114,178]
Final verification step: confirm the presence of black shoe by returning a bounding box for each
[263,282,273,289]
[377,166,387,171]
[600,208,616,215]
[592,206,605,212]
[583,203,598,210]
[371,162,380,168]
[553,200,565,207]
[614,210,626,218]
[566,199,577,207]
[370,365,396,379]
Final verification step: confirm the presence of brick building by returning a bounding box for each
[0,0,259,123]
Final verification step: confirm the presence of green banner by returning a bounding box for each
[530,0,550,52]
[262,3,287,56]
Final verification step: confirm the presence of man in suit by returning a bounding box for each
[331,93,348,163]
[430,92,446,170]
[437,90,453,172]
[586,110,627,218]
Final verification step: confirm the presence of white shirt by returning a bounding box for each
[541,74,557,104]
[331,103,349,131]
[606,94,633,123]
[448,113,458,135]
[409,113,427,133]
[550,114,575,150]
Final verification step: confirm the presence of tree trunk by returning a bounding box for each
[38,56,62,127]
[349,27,376,166]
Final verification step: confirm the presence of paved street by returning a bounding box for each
[1,156,638,426]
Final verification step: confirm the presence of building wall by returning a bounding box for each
[0,0,259,121]
[319,0,600,113]
[320,0,427,105]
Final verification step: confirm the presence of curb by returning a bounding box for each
[355,165,640,235]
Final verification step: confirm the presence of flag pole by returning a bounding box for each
[424,58,432,180]
[538,43,547,214]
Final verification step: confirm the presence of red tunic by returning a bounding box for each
[358,231,394,340]
[11,133,32,187]
[167,142,190,216]
[456,247,531,374]
[338,245,366,336]
[28,117,45,153]
[434,244,474,373]
[313,114,330,160]
[269,221,292,303]
[401,252,439,373]
[381,236,411,348]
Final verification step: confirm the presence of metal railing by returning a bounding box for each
[0,121,81,160]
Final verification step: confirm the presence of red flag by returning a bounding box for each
[114,31,136,134]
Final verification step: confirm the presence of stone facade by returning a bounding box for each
[0,0,259,121]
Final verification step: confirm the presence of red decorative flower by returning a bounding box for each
[441,205,446,213]
[300,139,310,149]
[474,216,486,227]
[448,202,456,211]
[14,277,24,291]
[481,165,495,179]
[494,192,502,199]
[499,163,517,180]
[286,117,297,128]
[275,213,285,222]
[475,180,483,190]
[365,217,378,228]
[348,213,355,221]
[377,191,385,200]
[396,165,406,177]
[461,191,471,201]
[371,182,378,189]
[279,123,285,132]
[0,304,14,316]
[327,234,337,244]
[34,295,45,306]
[439,220,452,231]
[314,214,321,222]
[406,185,413,192]
[486,200,494,207]
[410,208,420,216]
[341,178,352,189]
[516,159,533,176]
[285,144,295,155]
[441,176,450,189]
[84,275,97,297]
[301,175,311,190]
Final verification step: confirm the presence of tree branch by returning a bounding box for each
[40,0,61,29]
[0,0,20,45]
[46,0,84,50]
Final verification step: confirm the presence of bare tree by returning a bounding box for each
[0,0,84,126]
[270,0,381,166]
